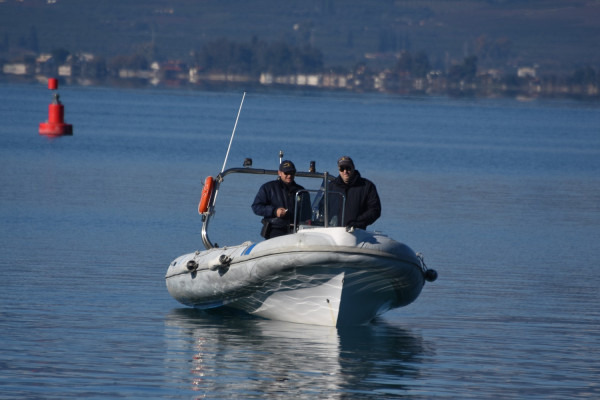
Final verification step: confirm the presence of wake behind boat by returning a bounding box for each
[165,162,437,327]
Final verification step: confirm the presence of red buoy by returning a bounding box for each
[48,78,58,90]
[39,78,73,136]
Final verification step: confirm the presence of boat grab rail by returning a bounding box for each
[215,167,334,181]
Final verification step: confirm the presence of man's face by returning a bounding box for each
[278,170,295,184]
[339,165,354,184]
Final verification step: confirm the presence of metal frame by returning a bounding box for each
[200,167,338,250]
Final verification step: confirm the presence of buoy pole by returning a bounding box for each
[39,78,73,136]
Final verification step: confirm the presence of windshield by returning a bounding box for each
[295,189,345,229]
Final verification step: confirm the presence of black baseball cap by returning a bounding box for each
[337,156,354,169]
[279,160,296,173]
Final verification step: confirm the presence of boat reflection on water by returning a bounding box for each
[164,308,431,397]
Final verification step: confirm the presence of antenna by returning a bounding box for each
[221,92,246,173]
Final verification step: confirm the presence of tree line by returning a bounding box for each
[193,37,324,75]
[2,36,599,96]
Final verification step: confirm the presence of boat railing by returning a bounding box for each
[200,166,339,250]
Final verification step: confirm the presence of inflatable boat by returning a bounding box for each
[165,162,437,327]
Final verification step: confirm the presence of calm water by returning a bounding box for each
[1,84,599,399]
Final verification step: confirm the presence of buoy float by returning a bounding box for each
[198,176,214,214]
[39,78,73,136]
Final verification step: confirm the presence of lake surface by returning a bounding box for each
[1,84,599,398]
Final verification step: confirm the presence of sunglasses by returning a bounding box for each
[339,167,353,172]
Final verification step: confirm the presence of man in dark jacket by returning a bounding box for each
[252,160,305,239]
[330,156,381,230]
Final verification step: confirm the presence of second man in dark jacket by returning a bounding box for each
[330,156,381,230]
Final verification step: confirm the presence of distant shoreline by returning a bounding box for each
[3,74,598,103]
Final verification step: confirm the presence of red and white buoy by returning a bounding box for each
[39,78,73,136]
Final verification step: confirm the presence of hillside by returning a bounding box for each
[1,0,599,74]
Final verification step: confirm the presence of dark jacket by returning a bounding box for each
[330,170,381,230]
[252,178,305,237]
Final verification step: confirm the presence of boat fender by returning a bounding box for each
[186,260,198,271]
[416,252,438,282]
[425,269,438,282]
[198,176,214,214]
